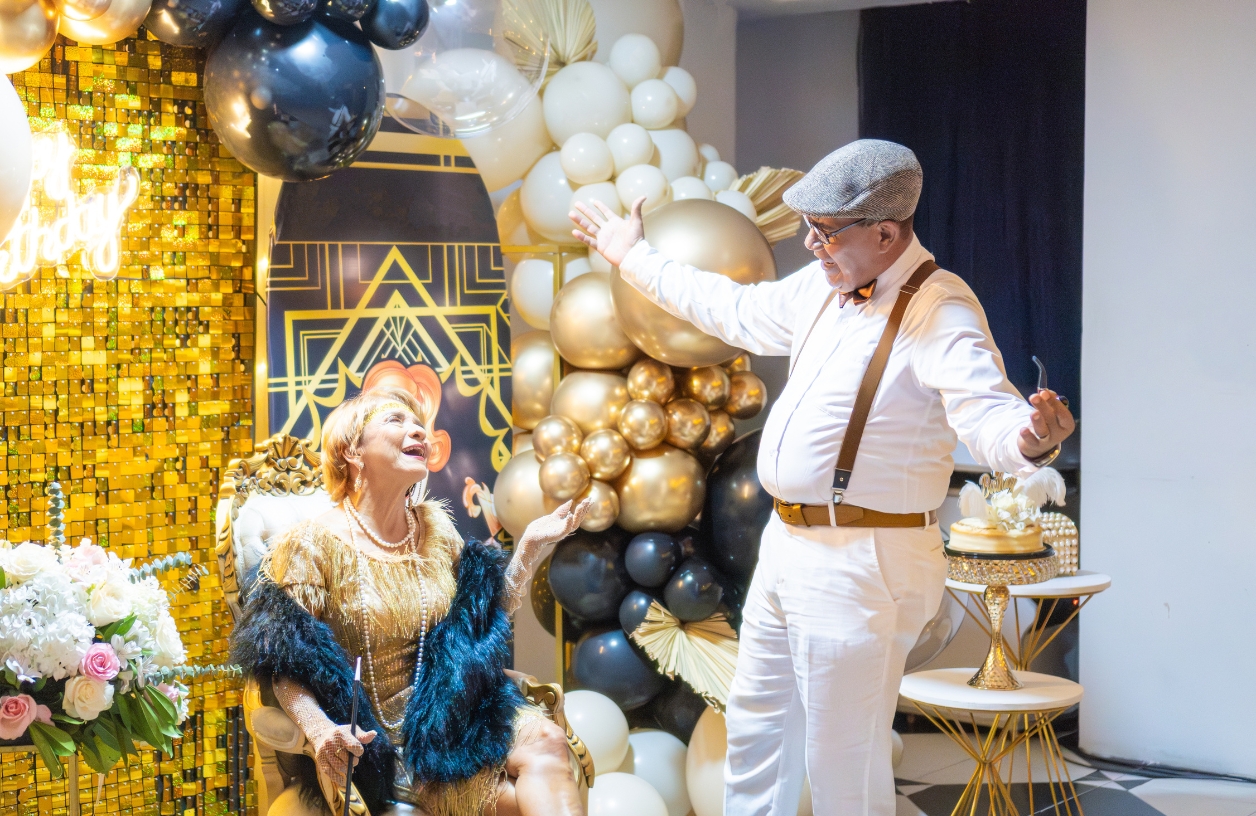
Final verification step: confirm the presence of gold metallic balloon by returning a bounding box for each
[617,398,668,450]
[550,371,630,435]
[697,409,735,461]
[56,0,111,22]
[665,398,710,451]
[532,415,583,461]
[578,479,619,532]
[0,0,56,74]
[626,357,675,404]
[550,272,644,370]
[610,199,776,367]
[512,331,558,431]
[494,452,560,539]
[726,371,767,420]
[683,365,730,409]
[538,451,591,501]
[725,353,752,374]
[59,0,150,45]
[579,428,632,481]
[613,444,706,533]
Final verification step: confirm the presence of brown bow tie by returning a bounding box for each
[837,281,876,307]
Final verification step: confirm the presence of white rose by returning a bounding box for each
[152,615,186,669]
[62,676,115,721]
[1,542,59,584]
[87,579,133,628]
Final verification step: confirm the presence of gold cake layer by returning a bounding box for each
[948,518,1043,555]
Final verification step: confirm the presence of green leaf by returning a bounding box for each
[102,711,138,758]
[51,713,85,726]
[144,686,183,738]
[89,720,120,753]
[77,735,114,775]
[0,565,7,588]
[3,667,16,688]
[115,694,135,732]
[28,722,76,756]
[27,726,66,779]
[136,694,173,754]
[98,614,136,642]
[88,728,122,770]
[32,677,46,692]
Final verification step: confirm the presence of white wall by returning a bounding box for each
[1080,0,1256,775]
[680,0,741,163]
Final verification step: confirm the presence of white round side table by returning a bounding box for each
[900,668,1085,816]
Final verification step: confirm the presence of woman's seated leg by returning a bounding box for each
[493,718,583,816]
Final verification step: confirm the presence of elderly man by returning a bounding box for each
[569,139,1074,816]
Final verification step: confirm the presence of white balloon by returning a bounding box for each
[564,690,630,774]
[623,729,690,816]
[661,67,697,118]
[560,132,615,185]
[670,176,713,201]
[512,258,558,329]
[892,729,905,768]
[606,123,655,176]
[588,772,669,816]
[609,33,663,89]
[399,48,533,135]
[589,249,613,273]
[563,254,594,283]
[462,95,552,192]
[543,61,632,145]
[716,189,758,222]
[521,152,576,242]
[698,143,721,164]
[0,76,33,245]
[648,128,700,182]
[571,181,623,221]
[631,79,679,130]
[615,164,670,213]
[702,160,738,193]
[589,0,684,67]
[685,708,726,816]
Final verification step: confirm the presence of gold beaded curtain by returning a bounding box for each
[1,33,256,816]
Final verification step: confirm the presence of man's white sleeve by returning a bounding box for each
[617,240,808,357]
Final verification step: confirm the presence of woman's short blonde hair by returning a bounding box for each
[321,386,434,502]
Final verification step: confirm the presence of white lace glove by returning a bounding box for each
[274,678,376,789]
[503,498,591,615]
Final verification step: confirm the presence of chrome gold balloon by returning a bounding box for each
[697,409,735,461]
[579,428,632,481]
[550,272,644,370]
[550,371,630,435]
[532,415,583,461]
[0,0,56,73]
[56,0,111,21]
[682,365,730,409]
[59,0,151,45]
[578,479,620,532]
[626,357,675,404]
[538,451,591,501]
[493,452,559,538]
[512,331,558,431]
[610,199,776,367]
[617,398,668,450]
[664,398,710,451]
[725,371,767,420]
[725,352,752,373]
[613,444,706,533]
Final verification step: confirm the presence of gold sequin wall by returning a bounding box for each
[2,33,257,816]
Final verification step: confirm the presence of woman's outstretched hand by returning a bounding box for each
[520,498,592,550]
[570,197,646,267]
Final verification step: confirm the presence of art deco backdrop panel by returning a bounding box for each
[264,120,511,543]
[2,34,256,816]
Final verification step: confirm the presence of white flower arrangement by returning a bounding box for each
[957,468,1066,532]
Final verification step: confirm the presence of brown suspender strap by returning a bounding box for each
[831,259,940,503]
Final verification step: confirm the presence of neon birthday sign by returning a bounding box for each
[0,132,140,287]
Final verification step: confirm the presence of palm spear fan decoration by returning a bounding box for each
[732,167,806,246]
[631,600,740,711]
[502,0,598,86]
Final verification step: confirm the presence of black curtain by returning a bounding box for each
[859,0,1086,411]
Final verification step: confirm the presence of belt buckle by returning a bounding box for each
[775,499,808,527]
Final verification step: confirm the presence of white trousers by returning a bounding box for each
[724,514,948,816]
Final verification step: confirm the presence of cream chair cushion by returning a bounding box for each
[233,491,336,584]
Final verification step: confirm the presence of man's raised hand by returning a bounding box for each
[570,196,646,267]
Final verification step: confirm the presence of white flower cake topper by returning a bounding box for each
[957,468,1066,532]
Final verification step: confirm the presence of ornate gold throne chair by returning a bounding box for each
[216,434,594,816]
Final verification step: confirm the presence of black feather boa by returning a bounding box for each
[231,539,523,811]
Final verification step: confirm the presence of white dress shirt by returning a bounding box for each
[618,234,1038,513]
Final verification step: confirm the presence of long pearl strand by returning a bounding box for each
[345,495,416,551]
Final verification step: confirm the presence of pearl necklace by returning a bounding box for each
[344,497,416,551]
[344,504,428,731]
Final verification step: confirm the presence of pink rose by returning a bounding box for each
[157,683,180,706]
[0,695,46,740]
[80,643,120,682]
[65,543,109,584]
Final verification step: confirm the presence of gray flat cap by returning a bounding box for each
[782,139,922,221]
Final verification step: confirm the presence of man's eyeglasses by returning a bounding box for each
[805,216,867,246]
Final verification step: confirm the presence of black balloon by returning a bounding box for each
[619,589,656,634]
[547,529,631,623]
[318,0,375,23]
[359,0,428,50]
[647,679,710,743]
[251,0,316,25]
[699,430,773,585]
[205,11,385,181]
[625,532,680,588]
[570,628,665,711]
[145,0,246,47]
[663,557,723,622]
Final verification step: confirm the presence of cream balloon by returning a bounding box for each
[0,75,33,243]
[615,164,670,213]
[588,772,669,816]
[661,67,696,118]
[613,444,705,532]
[512,257,559,330]
[579,479,620,532]
[617,399,668,450]
[570,181,622,218]
[531,414,583,461]
[563,254,593,282]
[511,331,558,430]
[579,429,632,481]
[621,729,691,816]
[493,451,559,538]
[716,189,758,221]
[0,0,55,73]
[631,79,678,130]
[610,199,777,366]
[648,128,700,182]
[57,0,110,21]
[702,160,738,193]
[608,33,662,89]
[521,151,576,243]
[550,272,642,370]
[606,123,655,175]
[588,0,683,67]
[512,433,534,455]
[697,143,721,164]
[685,708,726,816]
[538,451,590,501]
[560,132,615,185]
[670,176,713,202]
[626,358,674,403]
[462,95,552,192]
[59,0,149,44]
[550,371,630,435]
[542,61,631,145]
[497,189,545,256]
[564,689,630,773]
[589,248,614,274]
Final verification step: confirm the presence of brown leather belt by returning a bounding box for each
[774,498,937,529]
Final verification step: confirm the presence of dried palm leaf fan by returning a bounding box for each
[631,600,740,711]
[732,167,806,246]
[502,0,598,85]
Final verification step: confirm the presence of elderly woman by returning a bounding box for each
[233,387,590,816]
